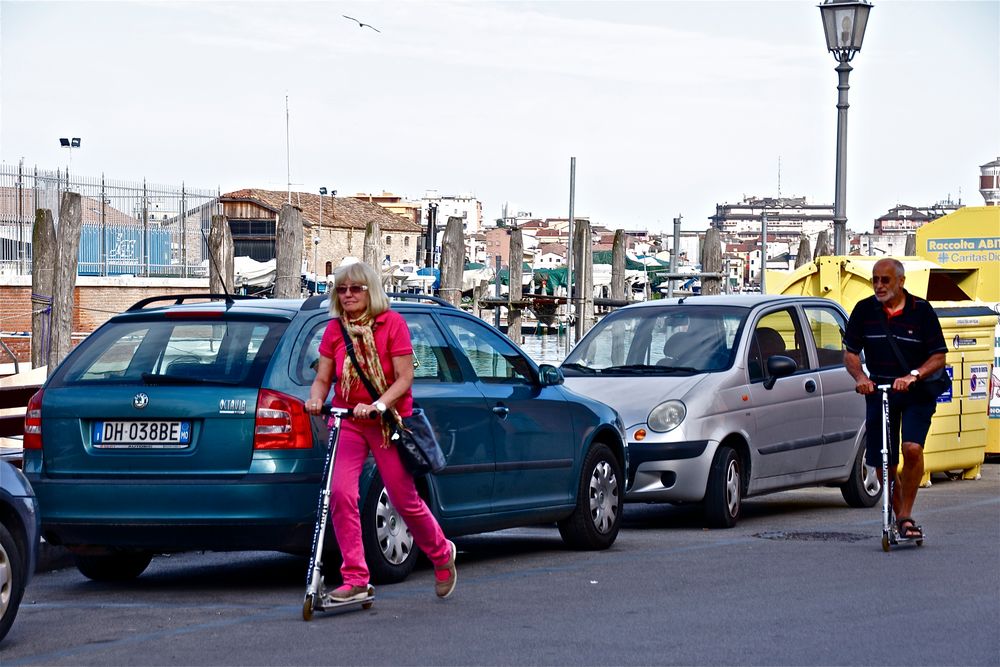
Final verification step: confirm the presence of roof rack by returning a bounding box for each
[386,292,459,309]
[126,293,258,312]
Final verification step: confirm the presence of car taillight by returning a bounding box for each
[253,389,312,450]
[24,389,43,449]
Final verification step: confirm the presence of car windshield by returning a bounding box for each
[49,318,287,387]
[562,305,748,375]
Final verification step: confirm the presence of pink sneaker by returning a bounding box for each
[328,584,370,603]
[434,540,457,599]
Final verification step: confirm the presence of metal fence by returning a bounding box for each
[0,163,219,277]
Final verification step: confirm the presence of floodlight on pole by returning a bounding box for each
[818,0,872,256]
[59,137,82,177]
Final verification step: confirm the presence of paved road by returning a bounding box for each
[4,463,999,666]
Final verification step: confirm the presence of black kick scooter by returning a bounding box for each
[877,384,924,552]
[302,405,376,620]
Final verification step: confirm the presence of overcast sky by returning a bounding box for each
[1,0,997,233]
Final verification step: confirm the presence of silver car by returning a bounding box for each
[561,295,879,527]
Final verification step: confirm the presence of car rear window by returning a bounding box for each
[49,319,287,388]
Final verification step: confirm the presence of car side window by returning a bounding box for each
[748,309,811,382]
[295,313,462,385]
[441,314,533,384]
[803,306,848,368]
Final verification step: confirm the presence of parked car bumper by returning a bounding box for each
[624,439,718,503]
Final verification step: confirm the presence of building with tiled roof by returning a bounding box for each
[220,188,422,277]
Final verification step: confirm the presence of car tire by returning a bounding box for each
[0,522,27,642]
[704,445,742,528]
[557,443,623,550]
[361,474,418,584]
[74,550,154,582]
[840,440,882,508]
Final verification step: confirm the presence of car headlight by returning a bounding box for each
[647,400,686,433]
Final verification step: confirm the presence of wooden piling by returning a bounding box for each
[904,234,916,256]
[439,216,464,306]
[611,229,626,301]
[30,208,56,369]
[208,214,234,294]
[574,219,594,339]
[508,228,523,340]
[813,230,831,258]
[795,235,812,268]
[274,203,303,298]
[48,192,82,370]
[700,227,722,296]
[363,219,383,269]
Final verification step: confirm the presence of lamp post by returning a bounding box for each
[818,0,872,256]
[314,187,327,293]
[59,137,81,179]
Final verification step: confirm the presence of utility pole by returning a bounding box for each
[565,157,576,355]
[424,203,438,268]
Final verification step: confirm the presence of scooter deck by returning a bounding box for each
[317,587,375,612]
[881,527,925,551]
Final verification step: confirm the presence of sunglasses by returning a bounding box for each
[335,284,369,295]
[871,276,895,285]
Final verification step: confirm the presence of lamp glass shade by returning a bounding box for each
[59,138,70,147]
[319,187,327,195]
[820,1,871,53]
[71,138,81,147]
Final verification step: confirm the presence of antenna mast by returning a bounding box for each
[777,155,782,198]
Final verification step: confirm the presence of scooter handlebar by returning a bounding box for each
[320,404,379,420]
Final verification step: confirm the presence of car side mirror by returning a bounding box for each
[763,355,797,390]
[538,363,565,387]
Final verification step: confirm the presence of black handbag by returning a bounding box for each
[879,315,949,400]
[336,319,446,476]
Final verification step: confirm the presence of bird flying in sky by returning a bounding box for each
[342,15,380,32]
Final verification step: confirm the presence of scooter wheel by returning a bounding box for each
[302,595,314,621]
[881,533,891,552]
[916,539,923,547]
[362,600,374,610]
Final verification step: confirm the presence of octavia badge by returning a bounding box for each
[133,393,149,409]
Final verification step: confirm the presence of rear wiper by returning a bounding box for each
[560,362,597,374]
[141,372,241,386]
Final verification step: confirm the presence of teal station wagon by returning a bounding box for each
[24,294,626,583]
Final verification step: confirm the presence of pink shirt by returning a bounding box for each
[318,310,414,417]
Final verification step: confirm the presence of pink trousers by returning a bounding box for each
[329,418,450,587]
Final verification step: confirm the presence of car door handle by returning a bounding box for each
[492,406,510,418]
[804,379,817,393]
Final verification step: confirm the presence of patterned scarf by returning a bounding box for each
[339,313,394,448]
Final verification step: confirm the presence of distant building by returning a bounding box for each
[350,192,422,226]
[710,196,834,240]
[873,202,962,234]
[220,188,421,275]
[420,191,483,235]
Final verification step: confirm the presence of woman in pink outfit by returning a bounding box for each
[304,261,457,600]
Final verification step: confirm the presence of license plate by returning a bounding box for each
[93,421,192,449]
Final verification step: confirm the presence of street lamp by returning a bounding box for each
[818,0,872,256]
[314,187,328,292]
[59,137,81,177]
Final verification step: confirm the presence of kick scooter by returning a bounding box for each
[877,385,924,552]
[302,405,376,621]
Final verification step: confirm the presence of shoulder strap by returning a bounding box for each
[337,318,381,402]
[879,312,910,372]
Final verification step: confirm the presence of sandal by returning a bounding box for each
[896,517,923,540]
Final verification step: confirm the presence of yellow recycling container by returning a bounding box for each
[919,305,997,485]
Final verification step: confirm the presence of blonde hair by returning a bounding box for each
[329,261,390,317]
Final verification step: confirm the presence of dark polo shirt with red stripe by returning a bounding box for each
[844,291,947,383]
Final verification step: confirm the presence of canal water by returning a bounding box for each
[516,332,572,366]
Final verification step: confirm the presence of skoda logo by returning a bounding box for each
[133,393,149,409]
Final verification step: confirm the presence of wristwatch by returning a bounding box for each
[374,401,387,414]
[909,369,921,380]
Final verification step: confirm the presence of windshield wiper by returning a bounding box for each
[141,372,241,386]
[560,362,597,374]
[602,364,700,374]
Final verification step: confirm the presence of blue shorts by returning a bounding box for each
[864,391,936,468]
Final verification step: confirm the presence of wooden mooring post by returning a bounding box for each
[274,204,303,298]
[31,208,56,369]
[508,228,523,341]
[573,219,594,340]
[611,229,626,302]
[208,214,234,294]
[439,216,464,306]
[48,193,83,370]
[700,227,722,296]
